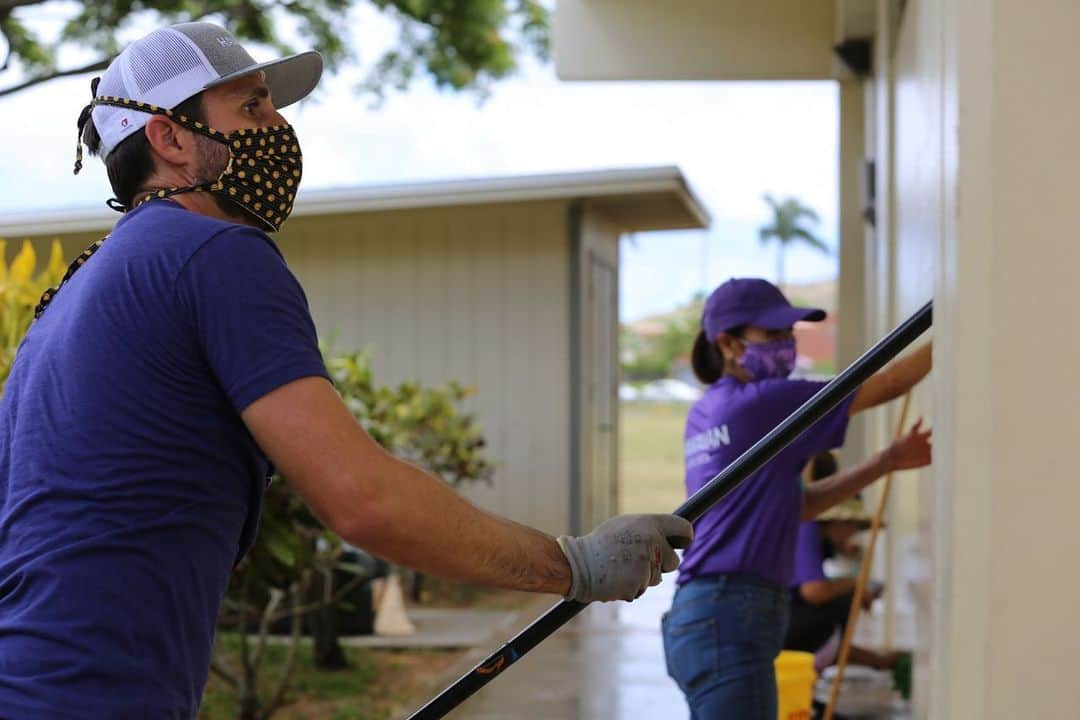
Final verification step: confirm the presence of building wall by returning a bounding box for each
[879,0,1080,715]
[555,0,835,80]
[574,204,620,533]
[836,80,868,466]
[275,200,575,536]
[888,2,944,710]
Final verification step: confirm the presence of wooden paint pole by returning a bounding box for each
[823,392,913,720]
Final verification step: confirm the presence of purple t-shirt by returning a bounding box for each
[791,521,828,588]
[0,200,329,718]
[677,376,853,588]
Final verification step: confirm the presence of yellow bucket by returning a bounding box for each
[775,650,816,720]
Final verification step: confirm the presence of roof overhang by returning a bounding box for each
[0,167,709,238]
[555,0,878,82]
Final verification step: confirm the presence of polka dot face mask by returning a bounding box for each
[76,95,302,233]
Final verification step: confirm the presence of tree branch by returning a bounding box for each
[264,574,312,718]
[238,588,256,713]
[267,572,367,624]
[0,1,49,11]
[1,20,13,72]
[252,587,285,672]
[0,55,112,99]
[209,655,240,688]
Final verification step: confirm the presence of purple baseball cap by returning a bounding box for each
[702,278,826,341]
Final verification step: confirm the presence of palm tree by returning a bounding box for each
[758,195,830,289]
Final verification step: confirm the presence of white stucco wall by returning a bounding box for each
[883,0,1080,715]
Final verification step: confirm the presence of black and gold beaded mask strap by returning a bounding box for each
[75,95,303,233]
[37,78,109,320]
[39,91,304,320]
[34,238,106,319]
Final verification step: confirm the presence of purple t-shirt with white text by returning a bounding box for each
[677,376,853,588]
[791,520,828,588]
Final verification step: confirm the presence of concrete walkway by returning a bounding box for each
[395,568,920,719]
[439,576,687,720]
[340,607,520,649]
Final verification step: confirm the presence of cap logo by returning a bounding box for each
[121,117,129,127]
[216,35,234,48]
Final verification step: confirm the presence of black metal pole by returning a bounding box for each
[405,300,933,720]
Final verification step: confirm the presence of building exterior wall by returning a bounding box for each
[554,0,835,81]
[276,200,575,536]
[877,0,1080,715]
[836,80,868,467]
[574,204,620,533]
[887,2,944,710]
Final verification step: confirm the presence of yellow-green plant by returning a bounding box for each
[0,239,67,390]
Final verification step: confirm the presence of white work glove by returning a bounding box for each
[556,514,694,603]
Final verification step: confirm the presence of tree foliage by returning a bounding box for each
[621,314,699,382]
[0,0,550,100]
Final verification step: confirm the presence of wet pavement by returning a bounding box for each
[416,564,917,719]
[443,576,687,720]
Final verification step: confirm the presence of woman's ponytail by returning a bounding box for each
[691,329,725,385]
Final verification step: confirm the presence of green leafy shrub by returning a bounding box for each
[328,350,494,490]
[213,350,495,718]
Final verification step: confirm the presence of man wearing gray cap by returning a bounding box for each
[0,23,692,718]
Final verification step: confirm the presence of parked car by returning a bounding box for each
[639,378,703,404]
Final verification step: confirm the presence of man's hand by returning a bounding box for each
[556,514,694,603]
[883,419,932,472]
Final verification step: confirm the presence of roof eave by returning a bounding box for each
[0,166,710,237]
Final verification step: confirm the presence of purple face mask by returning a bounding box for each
[738,338,797,380]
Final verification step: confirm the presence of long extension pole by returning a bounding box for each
[405,301,933,720]
[823,392,913,720]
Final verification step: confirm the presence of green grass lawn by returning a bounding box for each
[619,402,689,515]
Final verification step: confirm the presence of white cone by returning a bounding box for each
[373,572,416,636]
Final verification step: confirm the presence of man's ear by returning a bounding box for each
[143,115,191,168]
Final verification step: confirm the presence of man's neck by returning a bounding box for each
[136,188,259,230]
[139,167,260,229]
[167,192,259,228]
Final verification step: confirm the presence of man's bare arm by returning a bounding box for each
[242,376,571,595]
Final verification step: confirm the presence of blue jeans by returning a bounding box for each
[662,574,791,720]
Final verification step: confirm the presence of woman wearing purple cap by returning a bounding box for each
[661,278,932,719]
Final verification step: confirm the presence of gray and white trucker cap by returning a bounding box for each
[91,22,323,157]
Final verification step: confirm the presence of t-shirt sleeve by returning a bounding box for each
[761,378,855,458]
[791,521,827,587]
[175,226,330,413]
